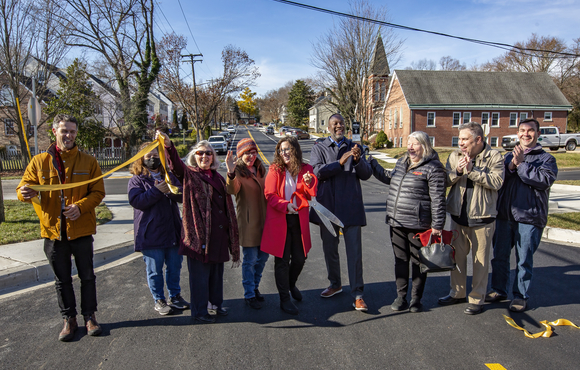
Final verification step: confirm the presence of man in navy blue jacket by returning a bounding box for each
[486,118,558,312]
[310,114,372,312]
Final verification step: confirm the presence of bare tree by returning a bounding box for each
[311,0,404,137]
[158,41,259,141]
[481,34,567,73]
[0,0,70,219]
[0,0,70,156]
[439,56,466,71]
[257,81,293,123]
[61,0,160,146]
[406,58,437,70]
[480,33,580,131]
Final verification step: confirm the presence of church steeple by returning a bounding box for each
[370,34,390,77]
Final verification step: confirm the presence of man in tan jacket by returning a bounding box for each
[17,114,105,341]
[438,122,504,315]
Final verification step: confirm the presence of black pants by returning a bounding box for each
[44,234,97,318]
[275,214,306,302]
[187,257,224,318]
[389,226,427,300]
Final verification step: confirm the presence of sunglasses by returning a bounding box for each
[195,150,213,156]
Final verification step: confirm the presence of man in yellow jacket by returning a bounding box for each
[17,114,105,342]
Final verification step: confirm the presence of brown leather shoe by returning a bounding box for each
[59,316,78,342]
[320,286,343,298]
[84,313,102,336]
[353,298,368,312]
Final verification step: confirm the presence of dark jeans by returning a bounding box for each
[275,215,306,302]
[43,234,97,318]
[187,257,224,318]
[321,224,364,299]
[389,226,427,300]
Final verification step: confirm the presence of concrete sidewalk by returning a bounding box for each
[1,178,580,295]
[0,192,136,295]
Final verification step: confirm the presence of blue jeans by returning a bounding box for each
[491,219,543,300]
[142,247,183,301]
[242,246,269,299]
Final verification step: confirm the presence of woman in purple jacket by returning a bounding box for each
[128,142,189,316]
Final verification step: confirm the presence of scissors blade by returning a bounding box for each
[315,207,337,237]
[310,198,344,228]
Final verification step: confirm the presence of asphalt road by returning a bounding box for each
[1,127,580,369]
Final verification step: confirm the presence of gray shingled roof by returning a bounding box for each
[370,35,390,77]
[394,70,571,108]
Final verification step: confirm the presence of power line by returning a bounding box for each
[271,0,580,58]
[176,0,202,54]
[156,0,215,78]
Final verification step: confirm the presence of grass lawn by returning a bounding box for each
[0,201,112,245]
[547,212,580,231]
[555,180,580,186]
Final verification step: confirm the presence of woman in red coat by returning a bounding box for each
[261,136,318,315]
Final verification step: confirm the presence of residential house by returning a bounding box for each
[382,70,572,148]
[0,73,53,156]
[2,58,179,154]
[309,92,336,133]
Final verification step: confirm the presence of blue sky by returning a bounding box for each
[155,0,580,96]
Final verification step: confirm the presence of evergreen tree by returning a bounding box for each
[287,80,315,127]
[44,59,107,149]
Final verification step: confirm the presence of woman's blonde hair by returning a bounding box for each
[407,131,434,159]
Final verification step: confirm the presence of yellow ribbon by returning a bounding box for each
[27,138,178,219]
[503,314,580,339]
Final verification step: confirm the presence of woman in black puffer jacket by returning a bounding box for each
[370,131,446,313]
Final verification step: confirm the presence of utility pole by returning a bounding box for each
[181,54,203,141]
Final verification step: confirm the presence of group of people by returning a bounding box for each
[16,112,557,342]
[369,118,557,315]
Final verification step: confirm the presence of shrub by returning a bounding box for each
[175,144,190,158]
[375,131,388,148]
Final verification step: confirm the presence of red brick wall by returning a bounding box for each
[414,109,567,147]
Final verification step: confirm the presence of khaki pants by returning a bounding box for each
[449,220,495,305]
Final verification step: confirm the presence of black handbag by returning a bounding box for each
[419,234,457,274]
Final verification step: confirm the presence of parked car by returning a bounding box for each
[227,125,236,134]
[314,137,370,156]
[208,135,228,154]
[502,126,580,151]
[288,128,310,140]
[279,126,293,135]
[266,126,274,135]
[218,131,232,144]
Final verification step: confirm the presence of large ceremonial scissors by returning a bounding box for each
[292,193,344,237]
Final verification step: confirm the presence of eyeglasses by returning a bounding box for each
[279,148,292,154]
[243,151,258,157]
[195,150,213,157]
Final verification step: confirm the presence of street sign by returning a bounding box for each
[352,121,360,142]
[27,97,41,126]
[482,123,490,137]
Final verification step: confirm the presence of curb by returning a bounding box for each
[0,241,136,294]
[542,226,580,246]
[552,184,580,192]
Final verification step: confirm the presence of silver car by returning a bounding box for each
[208,135,228,154]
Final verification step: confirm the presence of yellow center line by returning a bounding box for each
[246,129,270,165]
[485,364,507,370]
